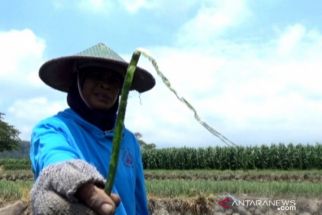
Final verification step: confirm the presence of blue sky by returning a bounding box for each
[1,0,322,148]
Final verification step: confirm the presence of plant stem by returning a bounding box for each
[105,50,141,194]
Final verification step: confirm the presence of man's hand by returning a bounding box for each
[76,183,120,215]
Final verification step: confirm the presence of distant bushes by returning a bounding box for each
[142,143,322,170]
[0,140,30,158]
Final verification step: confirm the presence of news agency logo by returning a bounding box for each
[217,196,296,211]
[218,197,233,209]
[276,203,297,211]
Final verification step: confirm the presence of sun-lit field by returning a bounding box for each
[1,160,322,214]
[2,168,322,200]
[2,143,322,214]
[145,170,322,198]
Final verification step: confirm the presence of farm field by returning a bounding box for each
[1,167,322,214]
[2,143,322,214]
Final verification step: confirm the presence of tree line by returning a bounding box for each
[0,112,20,153]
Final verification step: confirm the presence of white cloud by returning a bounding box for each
[277,24,306,56]
[8,97,64,121]
[123,21,322,147]
[118,0,149,13]
[0,29,56,141]
[0,29,45,86]
[7,97,66,140]
[176,0,251,45]
[276,24,322,58]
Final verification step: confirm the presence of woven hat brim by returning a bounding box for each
[39,55,155,93]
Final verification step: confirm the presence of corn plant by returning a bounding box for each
[142,143,322,170]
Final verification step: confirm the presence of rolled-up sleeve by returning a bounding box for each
[29,117,108,214]
[31,160,105,215]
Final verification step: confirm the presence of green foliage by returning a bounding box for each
[0,141,30,158]
[146,179,322,198]
[142,143,322,170]
[0,113,21,152]
[0,159,31,170]
[0,180,33,202]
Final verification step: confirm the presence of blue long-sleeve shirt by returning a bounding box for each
[30,108,148,215]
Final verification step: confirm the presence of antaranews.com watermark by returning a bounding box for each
[218,196,296,211]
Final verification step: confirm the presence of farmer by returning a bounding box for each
[29,43,155,215]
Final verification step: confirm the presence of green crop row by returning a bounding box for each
[0,158,31,170]
[2,143,322,170]
[142,143,322,170]
[146,179,322,198]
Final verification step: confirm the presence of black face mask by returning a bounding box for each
[67,78,119,131]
